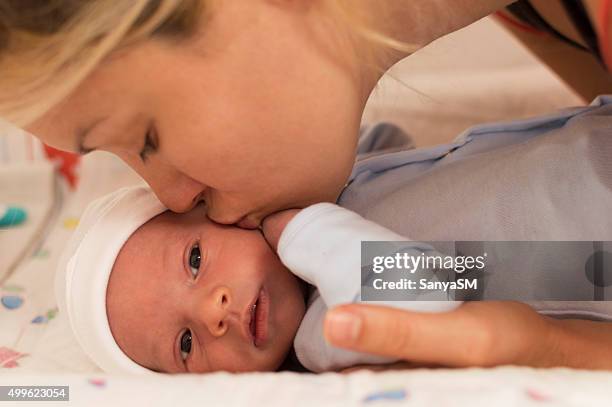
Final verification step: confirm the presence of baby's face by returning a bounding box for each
[106,206,305,373]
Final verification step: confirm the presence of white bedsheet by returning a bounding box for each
[2,368,612,406]
[0,162,56,280]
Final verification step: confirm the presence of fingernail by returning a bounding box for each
[325,311,361,345]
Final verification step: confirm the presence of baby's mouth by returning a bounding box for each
[247,287,269,348]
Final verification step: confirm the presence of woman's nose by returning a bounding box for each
[149,172,206,213]
[201,286,232,337]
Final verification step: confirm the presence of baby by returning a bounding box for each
[57,97,612,374]
[55,185,308,374]
[104,189,306,373]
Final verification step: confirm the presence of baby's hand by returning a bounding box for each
[262,209,301,251]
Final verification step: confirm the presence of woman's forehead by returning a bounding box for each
[26,40,166,145]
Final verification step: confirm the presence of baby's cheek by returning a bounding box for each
[278,285,305,340]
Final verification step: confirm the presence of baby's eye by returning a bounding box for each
[180,330,192,361]
[139,123,158,163]
[189,243,201,277]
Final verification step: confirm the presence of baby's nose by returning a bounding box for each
[203,286,232,337]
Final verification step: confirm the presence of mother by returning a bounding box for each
[2,0,611,369]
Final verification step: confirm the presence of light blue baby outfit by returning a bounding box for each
[283,96,612,372]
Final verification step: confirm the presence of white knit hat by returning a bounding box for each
[55,186,167,374]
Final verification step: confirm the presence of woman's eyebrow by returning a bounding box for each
[75,117,108,154]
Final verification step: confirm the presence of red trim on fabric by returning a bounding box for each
[42,145,80,189]
[599,0,612,71]
[494,11,547,36]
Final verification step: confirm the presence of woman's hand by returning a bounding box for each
[261,209,301,251]
[323,301,575,368]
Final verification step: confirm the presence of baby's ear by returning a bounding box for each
[261,209,301,251]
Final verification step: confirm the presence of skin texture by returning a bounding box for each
[106,206,305,373]
[261,209,301,251]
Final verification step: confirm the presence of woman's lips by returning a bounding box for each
[246,287,269,348]
[237,216,260,230]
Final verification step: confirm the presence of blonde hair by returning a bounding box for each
[0,0,201,126]
[0,0,414,127]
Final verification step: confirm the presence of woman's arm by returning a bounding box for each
[324,301,612,369]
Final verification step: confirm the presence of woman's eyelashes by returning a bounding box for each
[139,122,158,162]
[188,243,201,278]
[180,329,192,361]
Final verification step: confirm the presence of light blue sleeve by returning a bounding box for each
[280,203,462,372]
[277,203,460,311]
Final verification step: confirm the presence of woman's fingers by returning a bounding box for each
[323,302,547,367]
[323,304,485,366]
